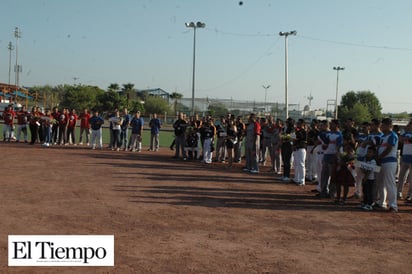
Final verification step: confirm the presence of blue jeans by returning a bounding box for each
[120,128,129,149]
[43,126,52,144]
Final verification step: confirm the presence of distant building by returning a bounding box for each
[136,88,170,102]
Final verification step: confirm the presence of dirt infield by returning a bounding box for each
[1,143,412,273]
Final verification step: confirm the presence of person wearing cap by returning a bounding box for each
[148,113,162,151]
[129,111,144,152]
[318,119,343,198]
[89,109,104,150]
[376,118,399,212]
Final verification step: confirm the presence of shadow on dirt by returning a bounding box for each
[112,184,403,212]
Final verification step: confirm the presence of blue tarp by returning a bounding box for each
[0,92,12,98]
[11,90,33,99]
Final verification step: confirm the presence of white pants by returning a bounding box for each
[354,165,364,197]
[397,161,411,195]
[293,148,306,184]
[129,134,142,151]
[306,145,317,180]
[203,137,213,164]
[377,162,398,209]
[91,128,102,149]
[313,146,324,192]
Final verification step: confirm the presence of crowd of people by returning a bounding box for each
[2,103,412,212]
[170,112,411,213]
[1,104,161,151]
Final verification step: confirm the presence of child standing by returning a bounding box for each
[335,144,355,204]
[361,146,378,210]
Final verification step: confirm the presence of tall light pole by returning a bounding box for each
[262,85,270,114]
[333,66,345,119]
[14,27,21,93]
[279,30,297,119]
[185,21,205,116]
[7,42,14,86]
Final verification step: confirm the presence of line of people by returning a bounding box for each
[1,105,162,152]
[170,111,411,213]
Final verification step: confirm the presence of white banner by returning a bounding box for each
[8,235,114,266]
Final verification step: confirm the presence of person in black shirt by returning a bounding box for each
[173,112,188,160]
[293,119,307,185]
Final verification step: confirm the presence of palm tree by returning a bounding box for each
[170,92,183,115]
[122,83,135,108]
[107,83,120,92]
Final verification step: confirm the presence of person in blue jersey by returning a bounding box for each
[376,118,399,212]
[318,119,343,198]
[351,122,370,199]
[129,111,144,152]
[366,119,384,204]
[397,120,412,201]
[148,113,162,152]
[89,110,105,150]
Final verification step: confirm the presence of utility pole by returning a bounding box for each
[14,27,21,99]
[8,42,14,86]
[333,66,345,119]
[279,30,297,119]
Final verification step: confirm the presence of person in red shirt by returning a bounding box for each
[78,108,91,146]
[2,105,16,142]
[51,107,60,145]
[66,108,78,145]
[58,108,69,145]
[16,105,29,143]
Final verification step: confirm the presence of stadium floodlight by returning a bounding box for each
[279,30,297,119]
[185,21,205,116]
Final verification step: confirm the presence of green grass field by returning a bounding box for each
[0,124,175,148]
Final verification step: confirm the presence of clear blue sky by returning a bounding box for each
[1,0,411,113]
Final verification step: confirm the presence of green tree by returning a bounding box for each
[129,100,145,114]
[60,85,105,111]
[208,102,229,118]
[169,92,183,115]
[95,90,125,114]
[340,90,382,120]
[144,96,171,115]
[339,102,371,124]
[108,83,120,92]
[121,83,136,108]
